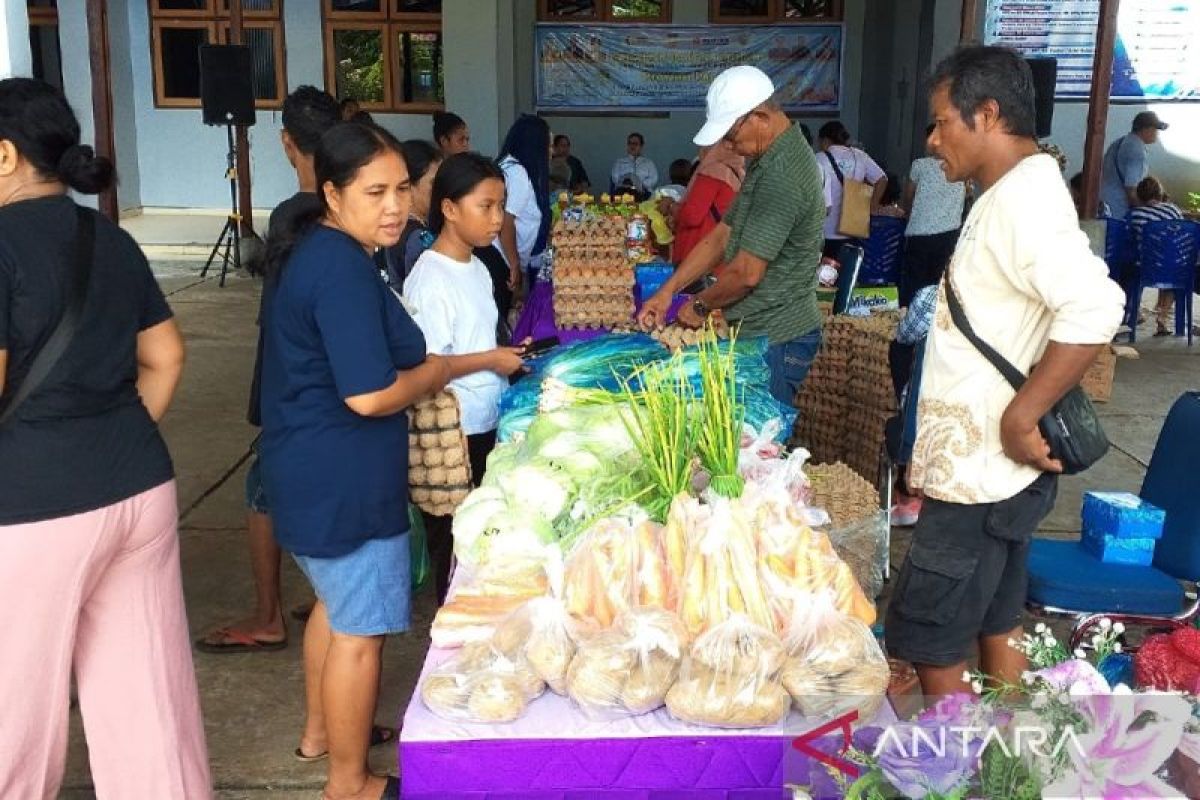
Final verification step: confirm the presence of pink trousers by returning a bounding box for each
[0,481,212,799]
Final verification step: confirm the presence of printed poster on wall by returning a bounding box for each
[535,24,843,112]
[983,0,1200,100]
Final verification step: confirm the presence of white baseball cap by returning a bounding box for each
[693,66,776,146]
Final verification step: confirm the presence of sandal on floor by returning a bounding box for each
[194,627,287,654]
[294,724,397,762]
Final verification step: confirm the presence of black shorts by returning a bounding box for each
[884,473,1057,666]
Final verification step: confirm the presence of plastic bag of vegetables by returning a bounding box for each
[565,607,687,718]
[664,615,790,729]
[537,333,668,392]
[490,596,581,695]
[673,495,775,638]
[563,514,674,628]
[420,641,546,724]
[778,590,889,723]
[740,483,877,632]
[451,486,561,573]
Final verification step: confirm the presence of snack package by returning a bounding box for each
[490,596,580,695]
[779,591,889,722]
[563,515,674,627]
[420,641,546,724]
[665,615,790,729]
[565,607,687,718]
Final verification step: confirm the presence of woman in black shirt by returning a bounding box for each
[0,79,210,797]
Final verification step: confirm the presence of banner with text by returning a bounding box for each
[984,0,1200,100]
[535,24,842,112]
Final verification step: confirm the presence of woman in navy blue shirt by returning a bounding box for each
[260,122,450,800]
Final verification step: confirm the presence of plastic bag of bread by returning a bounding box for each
[778,590,889,722]
[565,607,686,718]
[664,615,790,729]
[491,597,581,695]
[420,641,546,724]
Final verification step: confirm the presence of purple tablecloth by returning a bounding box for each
[512,280,690,346]
[400,644,897,799]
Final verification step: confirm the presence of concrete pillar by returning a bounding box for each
[443,0,504,156]
[2,2,33,78]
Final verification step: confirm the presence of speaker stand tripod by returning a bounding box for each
[201,123,242,287]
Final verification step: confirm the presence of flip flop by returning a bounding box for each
[194,627,287,654]
[318,775,399,800]
[294,724,397,762]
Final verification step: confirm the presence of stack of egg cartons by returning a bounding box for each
[1080,491,1166,566]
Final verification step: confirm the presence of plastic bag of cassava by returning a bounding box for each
[563,514,674,628]
[664,615,790,729]
[420,641,546,724]
[672,495,776,638]
[565,606,687,718]
[778,590,889,723]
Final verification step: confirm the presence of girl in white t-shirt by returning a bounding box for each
[404,152,528,602]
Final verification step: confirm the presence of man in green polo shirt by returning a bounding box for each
[638,65,826,405]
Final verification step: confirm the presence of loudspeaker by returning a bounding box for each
[1026,57,1057,139]
[200,45,256,127]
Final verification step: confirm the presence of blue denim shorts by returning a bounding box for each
[244,454,270,514]
[765,329,823,406]
[293,534,412,636]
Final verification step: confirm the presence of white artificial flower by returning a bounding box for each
[962,670,972,683]
[1099,618,1112,630]
[1074,649,1087,659]
[1092,634,1104,646]
[1113,622,1125,634]
[971,680,984,694]
[1007,637,1018,647]
[1114,642,1123,653]
[1045,636,1058,648]
[1035,622,1048,634]
[1021,671,1036,684]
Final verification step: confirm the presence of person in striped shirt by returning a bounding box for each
[1128,177,1184,336]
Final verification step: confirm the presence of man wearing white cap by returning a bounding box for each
[637,66,826,405]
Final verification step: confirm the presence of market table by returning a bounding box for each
[399,645,898,799]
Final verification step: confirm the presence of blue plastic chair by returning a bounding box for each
[859,216,905,286]
[1027,392,1200,650]
[1130,219,1200,345]
[1103,217,1132,283]
[1103,218,1138,328]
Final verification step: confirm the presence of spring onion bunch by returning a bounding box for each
[695,320,746,498]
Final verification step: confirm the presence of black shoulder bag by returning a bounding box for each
[943,274,1109,475]
[0,206,95,427]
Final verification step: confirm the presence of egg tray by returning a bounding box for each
[408,390,472,517]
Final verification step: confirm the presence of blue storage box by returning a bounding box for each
[1081,527,1157,566]
[635,262,675,303]
[1082,492,1166,540]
